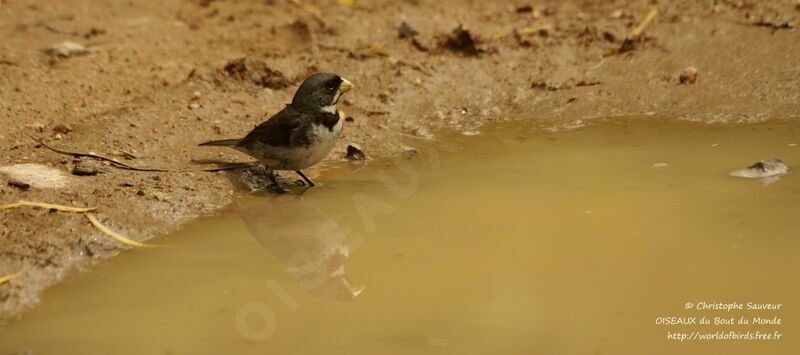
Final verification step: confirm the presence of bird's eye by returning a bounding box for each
[325,81,339,92]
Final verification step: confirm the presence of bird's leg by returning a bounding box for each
[295,170,316,187]
[266,166,288,194]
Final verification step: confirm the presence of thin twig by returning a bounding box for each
[0,271,22,285]
[0,200,97,212]
[86,214,155,248]
[613,8,659,55]
[630,8,659,38]
[34,137,265,173]
[34,137,171,172]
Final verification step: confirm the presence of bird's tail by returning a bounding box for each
[198,139,241,147]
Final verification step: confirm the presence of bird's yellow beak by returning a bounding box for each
[339,78,353,93]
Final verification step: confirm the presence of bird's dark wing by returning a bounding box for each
[238,106,311,148]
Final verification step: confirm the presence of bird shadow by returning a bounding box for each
[191,158,310,194]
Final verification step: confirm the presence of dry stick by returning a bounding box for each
[614,8,659,55]
[34,137,258,173]
[0,200,97,212]
[630,8,659,38]
[1,200,156,248]
[34,137,170,172]
[0,271,22,285]
[86,214,155,248]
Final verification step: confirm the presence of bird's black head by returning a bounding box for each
[291,73,353,114]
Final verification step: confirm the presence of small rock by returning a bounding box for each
[52,124,74,134]
[120,181,135,187]
[679,66,699,84]
[729,159,789,179]
[516,5,533,13]
[398,21,420,38]
[346,144,366,161]
[402,145,419,155]
[442,26,482,56]
[136,190,146,196]
[72,160,112,176]
[190,91,202,101]
[188,102,200,110]
[83,26,106,39]
[412,126,434,140]
[8,179,31,190]
[54,133,63,140]
[28,123,45,133]
[45,41,91,57]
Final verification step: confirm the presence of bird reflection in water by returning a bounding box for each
[233,195,364,301]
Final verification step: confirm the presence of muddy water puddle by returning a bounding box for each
[1,120,799,354]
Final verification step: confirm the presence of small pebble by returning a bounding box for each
[45,41,91,57]
[72,160,112,176]
[190,91,202,101]
[8,179,31,190]
[52,124,74,134]
[402,145,419,155]
[28,123,45,133]
[679,66,698,84]
[346,144,366,161]
[652,163,669,168]
[398,21,420,38]
[729,159,789,179]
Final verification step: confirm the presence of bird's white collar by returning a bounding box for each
[320,89,341,114]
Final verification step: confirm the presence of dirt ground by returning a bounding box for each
[0,0,798,322]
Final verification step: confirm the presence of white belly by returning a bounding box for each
[247,120,342,170]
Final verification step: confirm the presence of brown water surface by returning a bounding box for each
[1,120,798,354]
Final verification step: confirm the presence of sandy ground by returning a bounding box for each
[0,0,798,322]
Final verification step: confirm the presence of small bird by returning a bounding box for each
[199,73,352,192]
